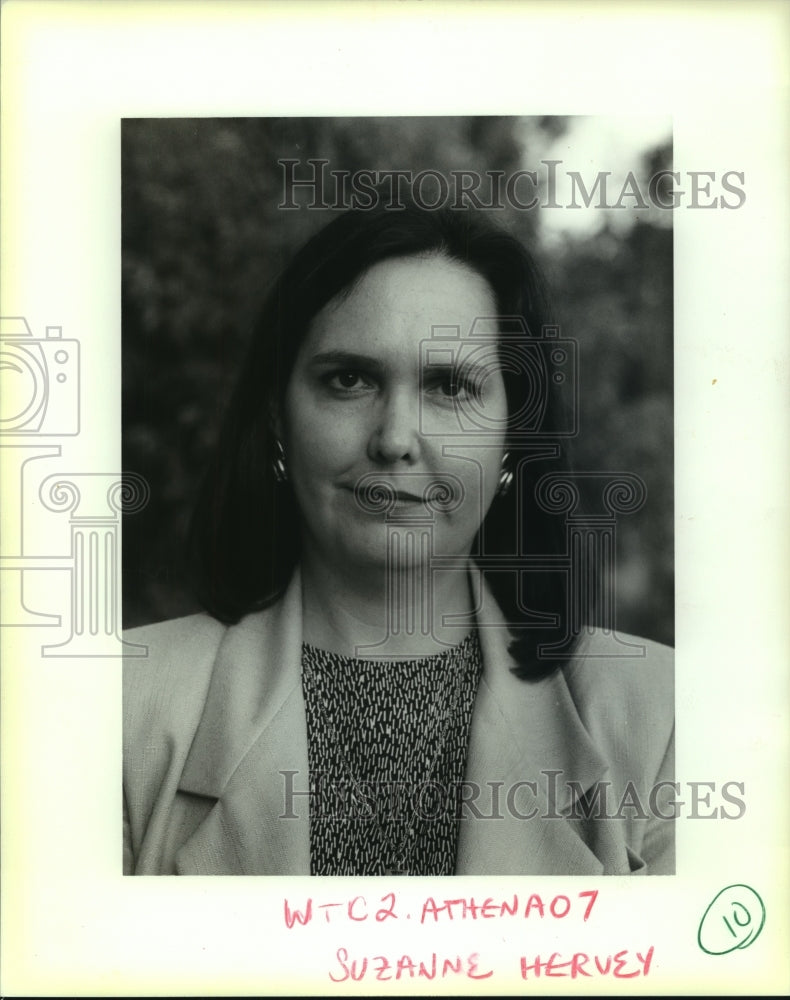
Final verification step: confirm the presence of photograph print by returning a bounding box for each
[121,115,675,876]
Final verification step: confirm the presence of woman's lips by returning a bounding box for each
[391,490,422,503]
[343,483,425,507]
[347,474,464,516]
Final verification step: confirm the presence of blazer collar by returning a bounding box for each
[455,567,609,874]
[175,566,610,875]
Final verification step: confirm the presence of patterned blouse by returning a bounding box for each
[301,630,483,876]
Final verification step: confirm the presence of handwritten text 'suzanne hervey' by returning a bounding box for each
[283,889,656,983]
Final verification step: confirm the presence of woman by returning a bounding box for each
[123,203,674,876]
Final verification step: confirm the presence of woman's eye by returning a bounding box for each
[326,371,372,392]
[431,375,481,402]
[441,378,464,397]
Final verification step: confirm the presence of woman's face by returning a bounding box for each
[282,254,508,574]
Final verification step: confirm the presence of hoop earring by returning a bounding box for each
[272,439,288,483]
[497,451,513,497]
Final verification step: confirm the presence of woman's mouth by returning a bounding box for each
[350,474,465,516]
[391,490,422,504]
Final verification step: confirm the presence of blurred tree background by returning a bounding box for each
[122,116,673,646]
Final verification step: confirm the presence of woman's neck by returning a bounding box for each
[300,554,474,659]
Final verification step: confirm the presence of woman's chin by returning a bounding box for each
[333,544,432,576]
[320,529,433,577]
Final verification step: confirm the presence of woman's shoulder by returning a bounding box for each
[124,612,229,678]
[564,629,674,686]
[122,605,285,731]
[563,630,673,700]
[124,611,228,656]
[123,613,230,732]
[561,630,674,750]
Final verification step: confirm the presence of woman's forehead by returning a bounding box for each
[305,255,497,355]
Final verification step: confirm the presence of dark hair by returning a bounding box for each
[188,203,575,679]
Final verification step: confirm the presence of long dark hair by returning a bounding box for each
[188,203,575,679]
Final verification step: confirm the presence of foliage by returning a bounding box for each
[122,117,673,647]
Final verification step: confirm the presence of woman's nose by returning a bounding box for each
[367,389,423,464]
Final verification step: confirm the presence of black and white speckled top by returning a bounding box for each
[301,630,483,876]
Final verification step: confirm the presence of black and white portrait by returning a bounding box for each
[121,116,675,876]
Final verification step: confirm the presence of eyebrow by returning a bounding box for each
[307,350,385,373]
[423,360,492,381]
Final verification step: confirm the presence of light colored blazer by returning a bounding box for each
[123,569,674,876]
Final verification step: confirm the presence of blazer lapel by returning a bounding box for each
[456,571,610,875]
[175,571,311,875]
